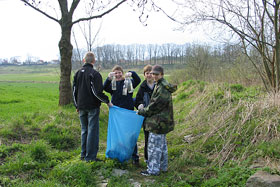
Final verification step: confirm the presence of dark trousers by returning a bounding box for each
[144,130,149,161]
[132,144,139,161]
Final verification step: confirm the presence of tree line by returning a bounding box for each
[72,42,246,70]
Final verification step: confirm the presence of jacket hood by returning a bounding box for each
[160,78,177,93]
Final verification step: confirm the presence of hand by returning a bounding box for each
[107,102,113,107]
[76,109,79,113]
[125,72,132,78]
[108,72,115,80]
[138,104,144,110]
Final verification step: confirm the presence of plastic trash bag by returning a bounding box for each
[106,106,144,162]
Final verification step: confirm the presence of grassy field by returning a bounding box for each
[1,64,279,186]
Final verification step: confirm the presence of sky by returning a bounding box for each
[0,0,211,61]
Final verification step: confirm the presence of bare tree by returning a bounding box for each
[187,44,212,80]
[21,0,128,105]
[21,0,164,105]
[178,0,280,92]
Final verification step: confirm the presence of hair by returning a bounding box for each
[84,52,95,64]
[143,65,152,75]
[112,65,124,73]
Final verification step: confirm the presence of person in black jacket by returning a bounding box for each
[135,65,155,163]
[103,65,141,165]
[73,52,112,162]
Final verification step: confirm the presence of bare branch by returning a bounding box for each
[20,0,59,23]
[72,0,126,25]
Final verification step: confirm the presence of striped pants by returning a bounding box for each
[147,132,168,175]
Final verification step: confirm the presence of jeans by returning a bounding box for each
[79,108,100,161]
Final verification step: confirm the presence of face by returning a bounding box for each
[152,73,163,82]
[144,71,153,82]
[114,70,123,81]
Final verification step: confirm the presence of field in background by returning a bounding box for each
[0,65,147,123]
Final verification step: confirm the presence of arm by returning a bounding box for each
[135,85,144,109]
[72,72,78,108]
[90,73,109,103]
[103,77,113,95]
[129,71,141,88]
[138,86,169,117]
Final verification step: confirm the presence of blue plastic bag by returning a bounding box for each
[106,106,144,162]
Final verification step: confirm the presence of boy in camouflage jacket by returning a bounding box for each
[138,65,177,176]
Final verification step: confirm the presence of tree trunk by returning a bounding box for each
[59,23,73,106]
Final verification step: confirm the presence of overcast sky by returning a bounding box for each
[0,0,211,61]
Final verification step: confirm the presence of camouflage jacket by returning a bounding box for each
[138,78,177,134]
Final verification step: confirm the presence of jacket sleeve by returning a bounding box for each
[135,85,144,109]
[72,71,79,108]
[138,86,169,117]
[90,73,109,103]
[103,77,113,95]
[130,71,141,88]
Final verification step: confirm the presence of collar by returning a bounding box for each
[156,78,164,84]
[83,63,93,68]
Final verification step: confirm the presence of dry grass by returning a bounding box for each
[171,82,280,169]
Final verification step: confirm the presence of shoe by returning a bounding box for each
[80,157,85,161]
[140,171,159,176]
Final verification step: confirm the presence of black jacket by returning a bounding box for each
[135,80,154,109]
[73,63,109,110]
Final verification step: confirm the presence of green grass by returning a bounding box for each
[0,82,58,122]
[0,65,60,82]
[1,65,279,186]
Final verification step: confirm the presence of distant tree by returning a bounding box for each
[10,56,21,65]
[187,44,212,80]
[178,0,280,92]
[21,0,163,105]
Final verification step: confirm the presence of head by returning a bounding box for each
[143,65,153,83]
[151,65,164,82]
[112,65,124,81]
[83,52,95,64]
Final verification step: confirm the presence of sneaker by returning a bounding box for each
[140,171,159,176]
